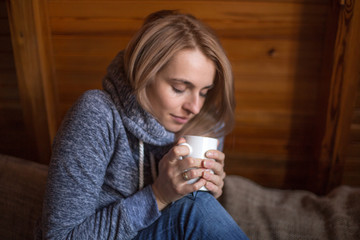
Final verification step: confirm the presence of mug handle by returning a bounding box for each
[178,142,192,157]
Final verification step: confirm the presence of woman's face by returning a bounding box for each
[146,48,215,132]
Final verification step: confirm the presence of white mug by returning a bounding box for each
[180,135,218,191]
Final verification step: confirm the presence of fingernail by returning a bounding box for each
[206,151,213,158]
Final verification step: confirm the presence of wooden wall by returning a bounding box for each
[2,0,360,194]
[343,79,360,185]
[0,0,33,159]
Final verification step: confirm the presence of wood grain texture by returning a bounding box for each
[2,0,359,192]
[342,73,360,186]
[0,0,34,160]
[6,0,57,163]
[311,0,360,193]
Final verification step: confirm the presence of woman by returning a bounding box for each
[40,10,249,240]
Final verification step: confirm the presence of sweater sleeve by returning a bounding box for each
[42,90,161,240]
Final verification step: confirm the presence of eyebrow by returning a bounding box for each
[170,78,214,90]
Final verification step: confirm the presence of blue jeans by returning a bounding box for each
[134,191,249,240]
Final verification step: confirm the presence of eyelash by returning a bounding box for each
[200,92,208,98]
[172,87,184,94]
[172,87,208,98]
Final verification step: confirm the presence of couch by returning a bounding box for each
[0,153,359,240]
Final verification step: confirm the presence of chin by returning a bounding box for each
[164,124,184,133]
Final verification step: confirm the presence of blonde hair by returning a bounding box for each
[124,10,235,138]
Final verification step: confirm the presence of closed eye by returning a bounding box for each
[169,78,213,97]
[172,86,185,94]
[200,85,214,98]
[200,90,208,98]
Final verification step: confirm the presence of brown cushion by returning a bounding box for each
[221,175,360,240]
[1,153,359,240]
[0,154,48,240]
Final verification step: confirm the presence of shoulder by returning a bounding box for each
[75,89,115,112]
[68,90,119,121]
[59,90,123,138]
[53,90,123,156]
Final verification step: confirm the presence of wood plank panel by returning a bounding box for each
[2,0,359,193]
[52,37,324,105]
[225,150,316,189]
[48,0,329,42]
[47,1,328,20]
[0,0,33,159]
[7,0,58,163]
[343,81,360,186]
[45,0,331,190]
[312,0,360,193]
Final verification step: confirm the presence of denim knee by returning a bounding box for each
[135,191,249,240]
[172,191,249,240]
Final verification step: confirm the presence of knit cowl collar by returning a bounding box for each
[102,50,175,147]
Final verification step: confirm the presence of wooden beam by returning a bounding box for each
[7,0,58,164]
[313,0,360,194]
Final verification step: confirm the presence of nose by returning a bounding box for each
[183,93,202,115]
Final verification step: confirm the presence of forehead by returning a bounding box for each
[159,48,216,86]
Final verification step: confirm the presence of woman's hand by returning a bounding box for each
[202,149,226,199]
[152,138,207,210]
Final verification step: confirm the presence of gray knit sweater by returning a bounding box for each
[41,51,176,239]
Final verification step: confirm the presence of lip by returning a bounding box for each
[171,114,189,124]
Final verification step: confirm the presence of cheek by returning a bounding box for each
[161,96,181,110]
[156,88,181,109]
[200,98,206,107]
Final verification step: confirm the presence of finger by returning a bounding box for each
[183,178,207,193]
[169,143,191,163]
[202,170,225,198]
[177,137,186,144]
[205,150,225,164]
[177,157,203,173]
[175,172,206,195]
[182,168,205,182]
[202,170,224,188]
[205,181,223,199]
[202,159,225,176]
